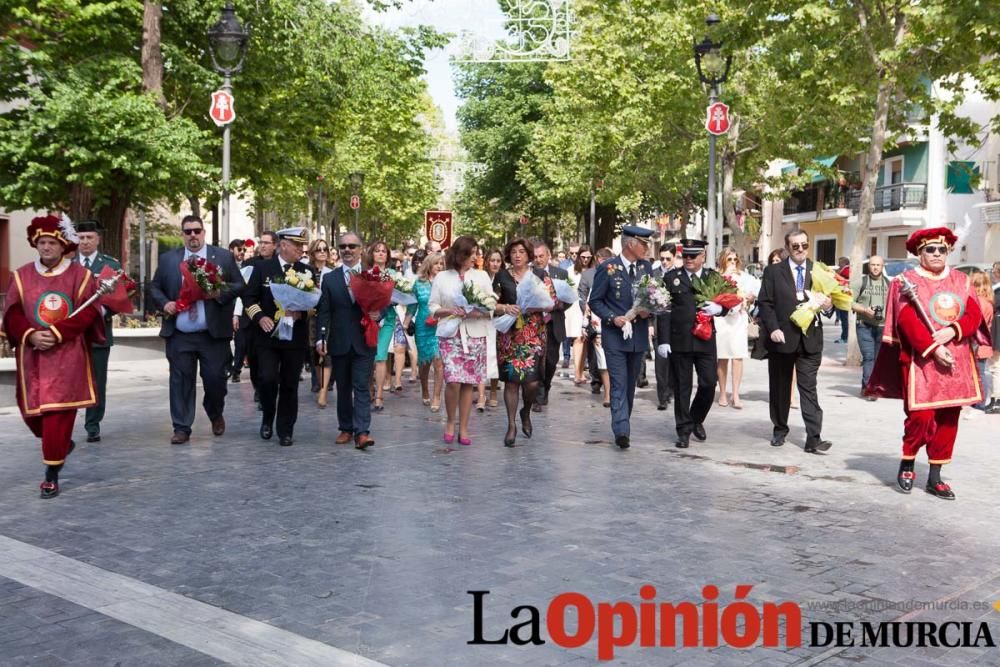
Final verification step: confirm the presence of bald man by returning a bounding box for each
[851,255,890,396]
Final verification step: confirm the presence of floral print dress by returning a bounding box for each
[494,267,552,383]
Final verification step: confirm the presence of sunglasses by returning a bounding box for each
[314,247,329,253]
[789,242,809,251]
[580,254,593,260]
[922,245,949,255]
[182,228,203,235]
[339,243,360,250]
[726,257,738,263]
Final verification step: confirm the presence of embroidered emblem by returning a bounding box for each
[928,291,964,325]
[673,278,680,286]
[35,291,71,326]
[606,264,618,275]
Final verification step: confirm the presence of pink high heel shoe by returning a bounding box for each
[459,437,472,446]
[443,433,455,444]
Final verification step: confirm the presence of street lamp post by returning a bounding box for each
[350,171,365,235]
[694,14,732,265]
[207,2,249,246]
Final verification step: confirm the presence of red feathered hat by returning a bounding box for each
[27,214,79,254]
[244,238,256,248]
[905,227,957,256]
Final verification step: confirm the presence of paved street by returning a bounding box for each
[2,329,1000,666]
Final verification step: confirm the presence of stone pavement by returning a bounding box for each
[1,329,1000,666]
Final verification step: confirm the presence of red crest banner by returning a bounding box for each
[425,211,453,249]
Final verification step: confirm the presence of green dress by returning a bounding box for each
[375,269,400,362]
[411,279,439,365]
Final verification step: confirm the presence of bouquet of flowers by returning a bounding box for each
[351,265,397,347]
[95,266,137,315]
[437,280,498,338]
[620,274,672,340]
[689,272,742,340]
[494,271,555,334]
[268,268,321,341]
[551,277,578,305]
[789,262,854,334]
[176,256,228,313]
[391,276,417,305]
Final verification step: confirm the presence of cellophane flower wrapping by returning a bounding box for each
[351,266,396,347]
[176,256,227,313]
[494,271,554,334]
[437,280,497,338]
[689,272,741,340]
[620,274,672,340]
[789,262,854,334]
[552,278,578,305]
[269,274,321,341]
[392,276,418,305]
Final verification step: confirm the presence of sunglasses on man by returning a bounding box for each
[339,243,360,250]
[789,242,809,251]
[182,228,203,236]
[922,245,949,255]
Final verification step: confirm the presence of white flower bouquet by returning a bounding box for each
[493,271,555,334]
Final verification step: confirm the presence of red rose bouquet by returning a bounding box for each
[350,265,396,347]
[176,256,228,313]
[690,273,742,340]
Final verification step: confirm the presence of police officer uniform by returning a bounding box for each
[242,227,315,446]
[656,239,728,448]
[588,225,654,449]
[75,221,123,443]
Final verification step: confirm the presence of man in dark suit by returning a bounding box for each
[533,241,568,411]
[656,239,728,448]
[315,232,376,450]
[588,226,655,449]
[242,227,314,447]
[236,231,277,402]
[75,221,123,443]
[757,229,833,452]
[149,215,244,444]
[652,244,675,411]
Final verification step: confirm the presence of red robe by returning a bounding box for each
[2,259,104,419]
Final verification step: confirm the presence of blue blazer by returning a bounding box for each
[149,245,244,340]
[588,256,653,353]
[315,265,372,357]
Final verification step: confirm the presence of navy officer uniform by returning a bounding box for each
[655,239,728,448]
[588,225,655,449]
[242,227,315,447]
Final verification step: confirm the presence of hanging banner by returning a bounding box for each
[425,210,453,249]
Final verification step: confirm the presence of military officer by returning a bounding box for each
[75,220,123,443]
[656,239,727,449]
[242,227,315,447]
[588,225,655,449]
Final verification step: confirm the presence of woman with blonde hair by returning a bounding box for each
[403,251,445,412]
[714,247,760,409]
[971,270,994,411]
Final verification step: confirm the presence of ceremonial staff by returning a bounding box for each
[897,275,954,365]
[68,270,129,318]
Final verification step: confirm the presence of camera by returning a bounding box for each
[872,305,883,319]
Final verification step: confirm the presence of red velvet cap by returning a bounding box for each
[27,215,79,254]
[905,227,957,255]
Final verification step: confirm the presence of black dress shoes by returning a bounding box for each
[804,439,832,454]
[260,424,273,440]
[279,436,294,447]
[897,464,915,493]
[925,481,955,500]
[770,436,785,447]
[615,435,630,449]
[692,424,707,441]
[86,433,101,443]
[657,402,667,411]
[675,437,689,449]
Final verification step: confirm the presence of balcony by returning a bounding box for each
[848,183,927,214]
[782,182,855,221]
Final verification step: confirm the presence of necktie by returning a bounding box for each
[83,257,91,269]
[796,265,805,291]
[629,264,636,282]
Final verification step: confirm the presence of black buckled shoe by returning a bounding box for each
[897,461,915,493]
[39,481,60,499]
[615,435,630,449]
[692,424,707,441]
[260,424,273,440]
[925,481,956,500]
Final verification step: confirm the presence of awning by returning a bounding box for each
[782,156,838,183]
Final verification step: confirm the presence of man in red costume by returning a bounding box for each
[1,215,103,498]
[866,227,990,499]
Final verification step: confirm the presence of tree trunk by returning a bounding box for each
[94,182,133,261]
[845,77,894,367]
[69,182,93,223]
[187,195,201,219]
[141,2,167,110]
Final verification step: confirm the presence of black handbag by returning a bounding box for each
[406,320,416,337]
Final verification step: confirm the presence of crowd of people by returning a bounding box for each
[3,214,998,502]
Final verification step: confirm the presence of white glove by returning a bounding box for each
[700,302,723,316]
[657,344,671,358]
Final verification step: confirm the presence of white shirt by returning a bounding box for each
[78,251,99,268]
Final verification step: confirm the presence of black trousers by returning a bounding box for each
[85,345,110,436]
[165,331,231,434]
[543,329,562,396]
[669,350,717,438]
[257,343,307,438]
[232,327,249,374]
[768,345,823,441]
[655,351,672,405]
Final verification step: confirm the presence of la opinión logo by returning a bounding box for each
[468,587,998,661]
